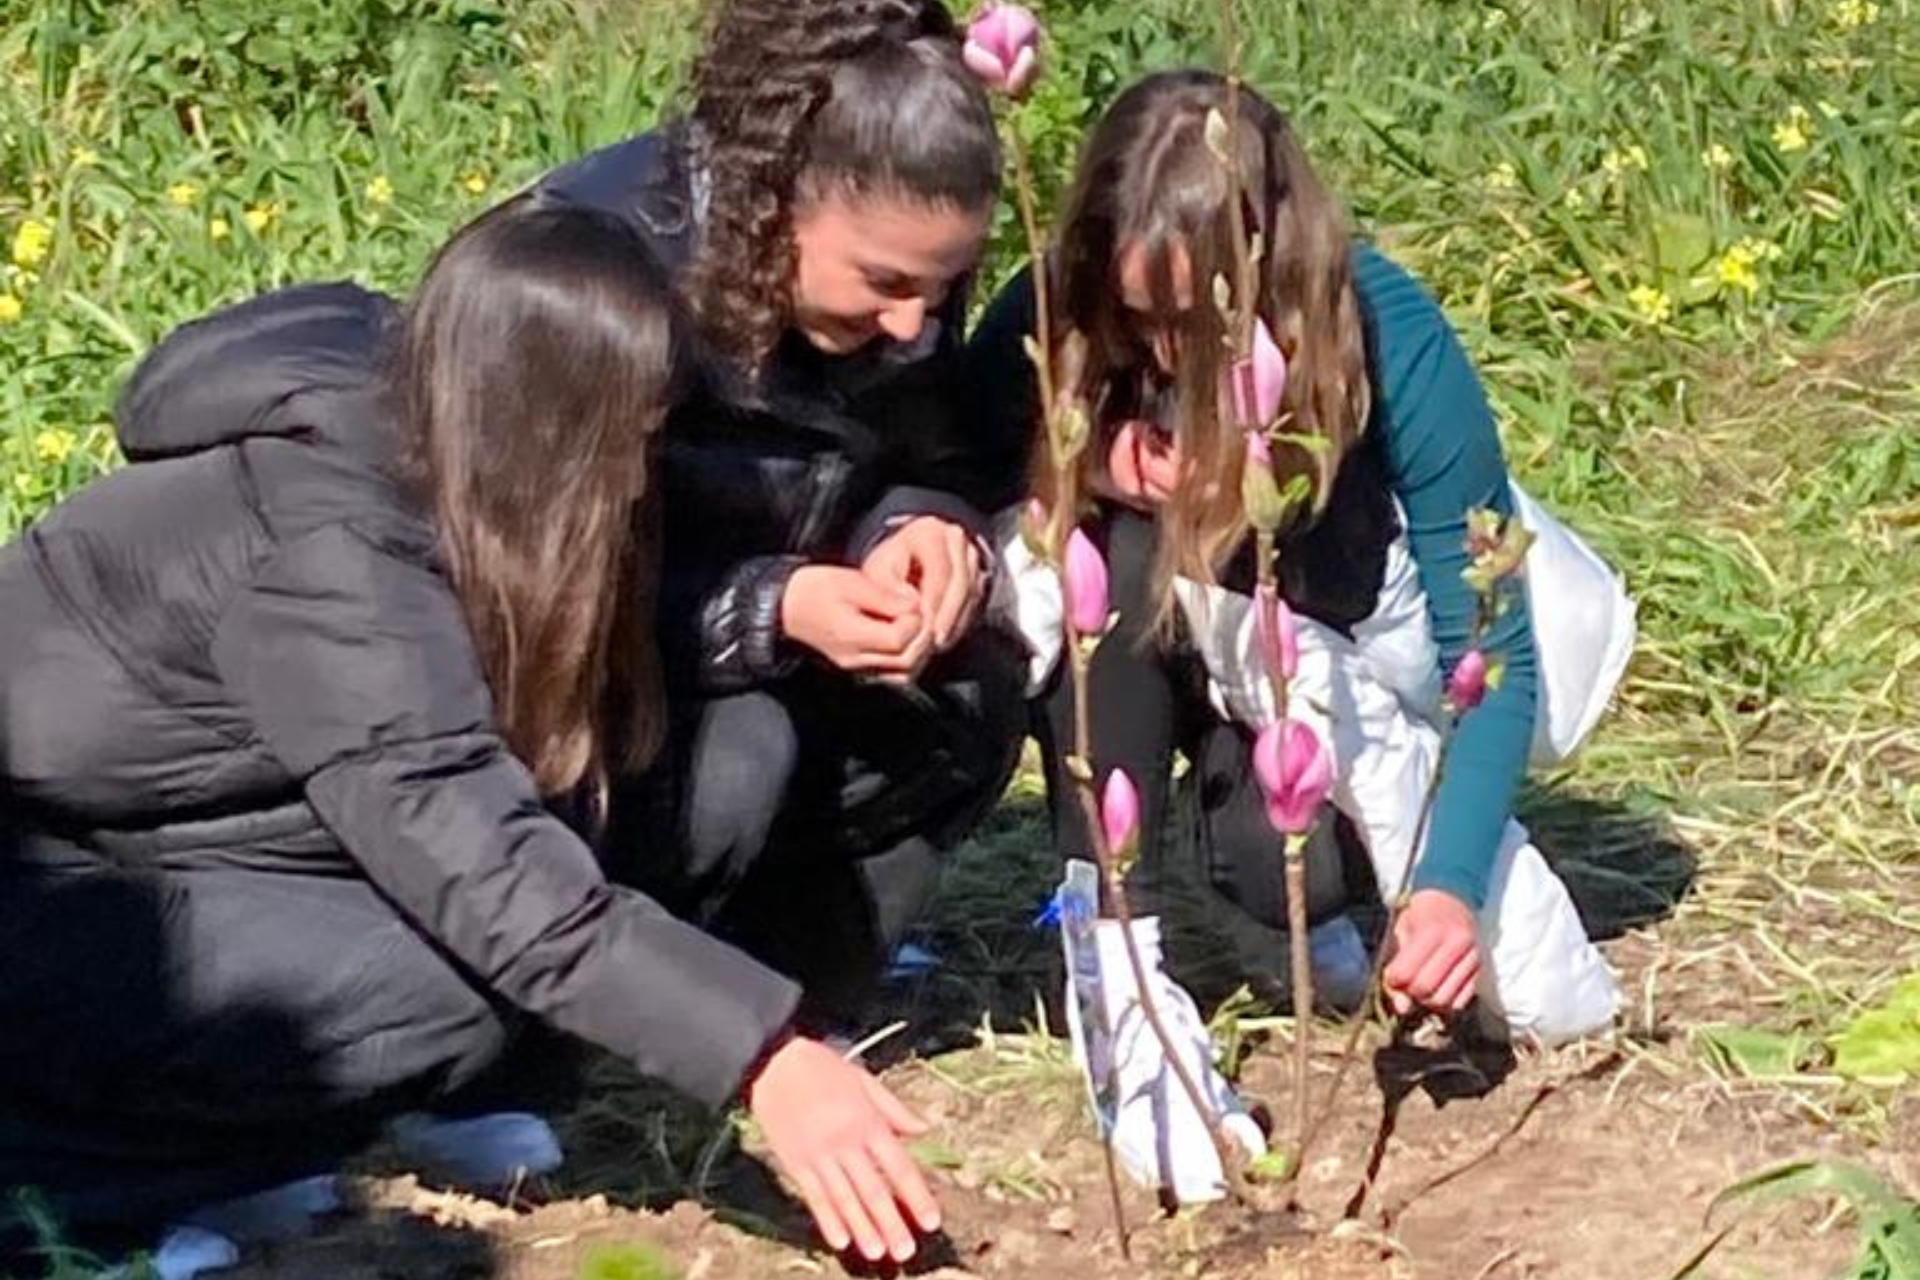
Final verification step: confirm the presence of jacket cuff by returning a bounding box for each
[697,555,806,690]
[846,487,992,562]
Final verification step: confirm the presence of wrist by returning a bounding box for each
[739,1023,800,1107]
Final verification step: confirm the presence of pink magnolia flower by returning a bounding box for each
[1101,768,1141,856]
[1253,719,1333,836]
[1228,316,1288,429]
[1447,648,1490,710]
[1255,587,1299,682]
[1063,526,1110,636]
[963,4,1042,99]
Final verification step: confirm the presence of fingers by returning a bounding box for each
[930,528,986,651]
[790,1165,851,1255]
[862,539,914,591]
[868,1131,941,1238]
[862,1073,931,1137]
[846,1149,917,1260]
[815,1159,888,1262]
[916,528,957,645]
[1430,947,1482,1012]
[1408,932,1467,1004]
[836,568,919,618]
[1384,916,1479,1014]
[1381,924,1429,993]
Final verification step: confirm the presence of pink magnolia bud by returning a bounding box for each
[963,4,1042,99]
[1252,719,1333,836]
[1447,648,1490,710]
[1100,768,1141,857]
[1228,316,1288,429]
[1063,526,1111,636]
[1255,587,1299,682]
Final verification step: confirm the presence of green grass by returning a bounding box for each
[2,0,1917,1269]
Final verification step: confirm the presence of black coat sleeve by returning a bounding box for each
[210,523,800,1107]
[962,266,1043,497]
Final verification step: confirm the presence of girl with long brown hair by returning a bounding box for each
[0,186,943,1273]
[974,71,1630,1197]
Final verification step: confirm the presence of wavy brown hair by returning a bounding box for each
[395,195,683,805]
[1043,71,1372,621]
[686,0,1001,374]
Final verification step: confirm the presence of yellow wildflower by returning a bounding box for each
[461,170,489,196]
[1702,142,1735,171]
[11,219,53,270]
[72,147,100,168]
[1831,0,1880,28]
[243,202,281,234]
[209,217,231,241]
[1628,284,1673,324]
[1772,106,1811,153]
[1485,161,1519,192]
[167,181,201,207]
[34,429,78,467]
[365,175,394,206]
[0,294,21,324]
[1715,250,1761,295]
[1564,186,1589,210]
[1601,144,1650,177]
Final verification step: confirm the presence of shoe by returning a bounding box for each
[136,1173,343,1280]
[1308,914,1374,1012]
[386,1111,564,1191]
[146,1225,240,1280]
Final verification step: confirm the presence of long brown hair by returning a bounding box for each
[395,195,682,803]
[686,0,1000,375]
[1044,71,1372,620]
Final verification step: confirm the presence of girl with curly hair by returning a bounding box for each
[531,0,1027,1261]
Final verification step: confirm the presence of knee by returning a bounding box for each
[682,693,798,881]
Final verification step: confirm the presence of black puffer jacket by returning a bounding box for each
[0,283,799,1108]
[539,126,1028,689]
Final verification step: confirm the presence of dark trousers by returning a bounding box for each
[1035,510,1356,998]
[611,628,1028,1029]
[0,854,537,1260]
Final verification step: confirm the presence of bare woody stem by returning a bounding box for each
[1299,729,1457,1162]
[1009,130,1058,443]
[1250,530,1317,1177]
[1302,578,1499,1161]
[1006,115,1134,1257]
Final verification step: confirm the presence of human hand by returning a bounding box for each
[1099,417,1183,508]
[744,1035,941,1262]
[780,565,928,675]
[860,516,986,654]
[1382,889,1481,1015]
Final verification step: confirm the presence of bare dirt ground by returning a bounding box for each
[215,790,1918,1280]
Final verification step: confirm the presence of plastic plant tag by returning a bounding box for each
[1056,858,1116,1130]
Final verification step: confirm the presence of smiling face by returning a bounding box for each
[788,191,992,355]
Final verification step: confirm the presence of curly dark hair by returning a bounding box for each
[688,0,1001,375]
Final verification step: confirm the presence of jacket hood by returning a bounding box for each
[116,282,399,461]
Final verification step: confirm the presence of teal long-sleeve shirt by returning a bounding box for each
[1351,244,1537,910]
[968,246,1537,911]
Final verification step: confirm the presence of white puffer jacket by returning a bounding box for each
[989,485,1634,1045]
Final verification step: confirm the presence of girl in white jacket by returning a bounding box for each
[968,70,1633,1201]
